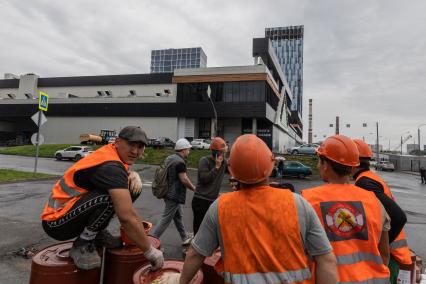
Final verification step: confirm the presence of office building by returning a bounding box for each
[265,26,304,117]
[150,47,207,73]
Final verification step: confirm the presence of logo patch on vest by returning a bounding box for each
[320,201,368,241]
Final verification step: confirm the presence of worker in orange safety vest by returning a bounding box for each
[41,126,163,270]
[302,135,391,283]
[159,134,338,284]
[352,139,410,284]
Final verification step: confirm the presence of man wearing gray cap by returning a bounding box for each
[41,126,164,271]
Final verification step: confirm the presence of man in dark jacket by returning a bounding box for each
[151,138,196,245]
[420,166,426,184]
[192,137,227,235]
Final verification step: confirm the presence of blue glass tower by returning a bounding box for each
[265,26,304,116]
[150,47,207,73]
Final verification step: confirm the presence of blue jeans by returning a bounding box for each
[151,198,187,240]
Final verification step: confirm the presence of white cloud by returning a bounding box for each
[1,0,425,146]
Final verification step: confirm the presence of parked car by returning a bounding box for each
[279,161,312,178]
[191,139,211,150]
[55,146,93,161]
[146,138,157,147]
[287,144,319,155]
[151,137,175,149]
[375,161,395,172]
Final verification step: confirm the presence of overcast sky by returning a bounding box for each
[1,0,425,148]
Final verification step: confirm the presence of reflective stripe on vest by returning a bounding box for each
[390,239,408,250]
[222,267,311,284]
[47,179,82,209]
[340,278,390,284]
[336,252,383,265]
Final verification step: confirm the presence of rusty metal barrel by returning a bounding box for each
[103,235,161,284]
[29,242,101,284]
[132,260,203,284]
[202,250,224,284]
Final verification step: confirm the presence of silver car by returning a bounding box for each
[375,161,395,172]
[287,144,319,155]
[55,146,93,161]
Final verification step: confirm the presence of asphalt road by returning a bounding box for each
[0,154,425,283]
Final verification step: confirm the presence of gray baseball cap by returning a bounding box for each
[118,126,148,145]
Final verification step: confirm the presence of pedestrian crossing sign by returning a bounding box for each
[39,92,49,111]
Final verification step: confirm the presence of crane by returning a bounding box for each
[391,134,412,152]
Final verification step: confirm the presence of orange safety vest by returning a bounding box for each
[217,186,313,284]
[41,144,128,221]
[356,170,412,265]
[302,184,390,283]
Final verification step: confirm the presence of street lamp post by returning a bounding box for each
[207,85,217,138]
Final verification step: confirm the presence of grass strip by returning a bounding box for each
[0,169,56,183]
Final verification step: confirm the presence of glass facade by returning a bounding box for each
[265,26,304,116]
[150,47,207,73]
[177,81,279,110]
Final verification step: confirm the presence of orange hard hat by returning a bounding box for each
[353,139,373,159]
[228,134,274,184]
[317,135,360,167]
[210,137,227,151]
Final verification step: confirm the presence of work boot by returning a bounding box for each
[94,230,123,249]
[69,237,101,270]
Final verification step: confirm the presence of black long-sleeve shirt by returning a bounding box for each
[354,170,407,242]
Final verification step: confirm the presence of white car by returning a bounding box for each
[55,146,93,161]
[191,139,211,150]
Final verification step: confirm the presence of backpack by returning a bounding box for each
[152,160,173,199]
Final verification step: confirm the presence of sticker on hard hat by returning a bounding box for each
[320,201,368,241]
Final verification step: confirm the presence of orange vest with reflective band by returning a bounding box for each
[41,144,128,221]
[217,186,313,284]
[302,184,390,283]
[356,170,412,265]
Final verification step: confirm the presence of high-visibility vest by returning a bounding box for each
[41,144,128,221]
[356,170,412,265]
[302,184,390,283]
[217,186,313,284]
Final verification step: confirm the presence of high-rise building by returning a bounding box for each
[265,26,304,116]
[150,47,207,73]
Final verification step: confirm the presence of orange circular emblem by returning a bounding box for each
[325,202,365,238]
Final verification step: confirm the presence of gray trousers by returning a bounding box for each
[151,198,187,240]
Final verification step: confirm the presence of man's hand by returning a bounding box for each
[158,272,180,284]
[128,171,142,195]
[214,155,224,169]
[143,245,164,270]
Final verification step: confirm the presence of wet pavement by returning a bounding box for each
[0,154,425,283]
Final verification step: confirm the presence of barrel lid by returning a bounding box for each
[107,236,161,256]
[32,242,80,272]
[133,260,203,284]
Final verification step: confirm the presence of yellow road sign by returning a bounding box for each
[39,91,49,111]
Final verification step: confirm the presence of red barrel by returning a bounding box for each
[120,221,153,246]
[29,242,101,284]
[133,260,203,284]
[103,236,161,284]
[202,250,224,284]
